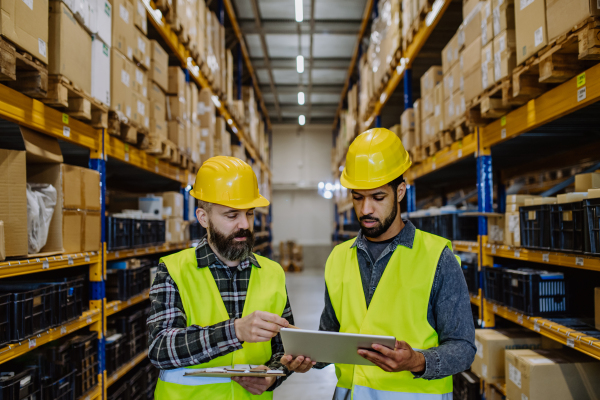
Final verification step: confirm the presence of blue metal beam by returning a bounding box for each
[375,115,381,128]
[477,154,493,236]
[404,68,413,109]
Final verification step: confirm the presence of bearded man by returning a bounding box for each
[148,156,295,399]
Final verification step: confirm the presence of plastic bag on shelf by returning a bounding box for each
[26,183,57,254]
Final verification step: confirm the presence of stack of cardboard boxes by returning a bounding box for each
[420,66,443,145]
[442,28,465,131]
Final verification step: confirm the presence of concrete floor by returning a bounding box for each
[275,268,338,399]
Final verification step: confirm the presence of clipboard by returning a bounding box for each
[183,365,287,378]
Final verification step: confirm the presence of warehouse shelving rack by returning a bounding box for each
[0,1,272,397]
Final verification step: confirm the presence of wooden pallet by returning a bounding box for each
[146,137,178,161]
[423,133,442,157]
[0,37,48,98]
[441,117,470,148]
[154,0,171,15]
[107,111,139,144]
[409,146,426,164]
[43,75,108,129]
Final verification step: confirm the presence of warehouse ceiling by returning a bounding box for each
[232,0,368,124]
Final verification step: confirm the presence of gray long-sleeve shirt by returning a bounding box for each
[318,220,476,380]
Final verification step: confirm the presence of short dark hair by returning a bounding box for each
[388,174,405,192]
[198,200,212,213]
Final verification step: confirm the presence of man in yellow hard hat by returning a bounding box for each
[148,156,304,399]
[282,128,476,399]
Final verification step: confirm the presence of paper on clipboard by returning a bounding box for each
[184,365,286,378]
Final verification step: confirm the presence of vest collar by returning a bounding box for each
[195,236,261,270]
[351,219,416,251]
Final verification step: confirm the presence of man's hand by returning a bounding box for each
[234,311,289,343]
[280,355,315,373]
[358,340,425,373]
[232,365,277,395]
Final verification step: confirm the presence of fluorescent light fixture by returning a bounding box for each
[295,0,303,22]
[296,55,304,73]
[324,190,333,199]
[298,92,305,105]
[299,115,306,125]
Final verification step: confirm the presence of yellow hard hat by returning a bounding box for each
[340,128,412,190]
[190,156,270,209]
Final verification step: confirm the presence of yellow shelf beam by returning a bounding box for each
[80,383,102,400]
[481,64,600,149]
[144,0,270,176]
[107,350,149,387]
[106,290,150,317]
[0,252,99,279]
[453,240,479,254]
[470,293,481,306]
[484,244,600,272]
[0,83,100,151]
[106,242,195,261]
[483,299,600,362]
[0,309,101,365]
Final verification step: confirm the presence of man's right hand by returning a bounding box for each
[234,311,289,343]
[280,355,315,373]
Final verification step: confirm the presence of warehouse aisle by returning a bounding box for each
[275,269,338,399]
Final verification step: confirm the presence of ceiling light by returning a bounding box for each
[299,115,306,126]
[324,190,333,199]
[295,0,303,22]
[298,92,305,105]
[296,55,304,73]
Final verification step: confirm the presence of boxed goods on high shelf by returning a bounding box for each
[419,66,443,150]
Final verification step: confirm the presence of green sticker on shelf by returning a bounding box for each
[500,116,506,127]
[577,72,586,88]
[155,158,159,164]
[62,114,69,124]
[124,144,129,152]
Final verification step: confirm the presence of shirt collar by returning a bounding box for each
[351,219,416,251]
[195,235,260,270]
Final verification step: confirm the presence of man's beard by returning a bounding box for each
[208,224,255,261]
[359,192,399,238]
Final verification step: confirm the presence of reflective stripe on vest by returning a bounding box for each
[154,248,287,400]
[324,229,454,398]
[334,387,453,400]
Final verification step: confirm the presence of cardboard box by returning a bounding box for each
[589,188,600,199]
[472,329,545,384]
[515,0,547,65]
[414,99,422,148]
[401,108,415,132]
[444,62,462,97]
[110,48,133,117]
[168,120,186,149]
[90,0,112,45]
[463,0,483,19]
[532,196,557,205]
[507,194,537,204]
[132,91,149,129]
[198,87,216,136]
[557,192,588,203]
[49,2,92,94]
[62,164,82,209]
[161,192,184,218]
[488,214,505,244]
[482,41,494,89]
[423,92,434,117]
[504,211,520,246]
[493,30,517,81]
[91,36,111,106]
[461,36,482,76]
[480,0,493,45]
[133,64,147,97]
[0,150,27,257]
[63,210,83,253]
[547,0,600,43]
[81,168,100,210]
[149,40,168,91]
[442,31,460,73]
[452,91,466,119]
[167,95,187,121]
[150,98,166,122]
[111,0,134,60]
[464,66,483,104]
[0,0,48,64]
[133,0,147,34]
[505,349,600,400]
[463,1,483,47]
[0,221,4,261]
[422,115,434,143]
[83,211,100,251]
[596,287,600,330]
[420,66,443,96]
[433,82,444,133]
[575,172,600,192]
[166,217,184,243]
[149,118,167,139]
[149,82,166,104]
[493,2,515,36]
[133,28,150,70]
[168,66,186,98]
[444,97,455,129]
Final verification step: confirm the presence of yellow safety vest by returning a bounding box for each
[325,229,454,399]
[154,247,287,400]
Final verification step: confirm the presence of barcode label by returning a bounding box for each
[501,128,506,139]
[85,255,90,262]
[68,256,73,265]
[42,260,49,269]
[575,257,584,266]
[567,338,575,348]
[63,126,70,137]
[514,250,520,258]
[114,305,119,312]
[61,326,67,334]
[534,323,540,332]
[29,339,36,349]
[115,251,120,258]
[87,317,92,324]
[458,149,463,158]
[491,246,496,254]
[517,315,524,324]
[542,253,549,262]
[493,304,498,312]
[124,153,129,162]
[534,27,543,47]
[578,87,587,102]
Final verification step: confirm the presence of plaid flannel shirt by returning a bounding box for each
[147,236,294,390]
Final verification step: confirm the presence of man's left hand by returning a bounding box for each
[232,365,277,395]
[358,340,425,373]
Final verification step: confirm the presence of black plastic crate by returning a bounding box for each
[502,268,567,316]
[417,216,436,234]
[106,269,129,302]
[70,333,98,398]
[143,363,158,393]
[128,370,145,400]
[107,383,127,400]
[0,294,11,347]
[40,370,75,400]
[453,370,480,400]
[107,217,132,251]
[462,262,479,294]
[132,220,145,248]
[550,201,584,253]
[105,334,124,376]
[0,367,39,400]
[520,204,552,250]
[143,220,165,246]
[0,284,54,342]
[189,222,206,241]
[583,198,600,255]
[437,214,478,241]
[483,267,505,304]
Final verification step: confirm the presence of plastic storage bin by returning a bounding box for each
[0,367,40,400]
[483,267,505,304]
[106,217,132,251]
[550,201,584,253]
[132,220,144,248]
[583,198,600,255]
[40,370,75,400]
[0,294,12,347]
[437,214,478,241]
[453,370,480,400]
[70,333,99,398]
[462,262,478,294]
[0,283,54,342]
[520,204,552,250]
[502,268,567,316]
[105,334,124,375]
[107,383,128,400]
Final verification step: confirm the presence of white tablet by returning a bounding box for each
[280,328,396,366]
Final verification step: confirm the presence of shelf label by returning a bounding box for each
[124,152,129,162]
[567,338,575,348]
[85,255,90,262]
[542,253,549,262]
[42,260,49,269]
[115,251,119,258]
[493,304,498,313]
[578,86,586,102]
[61,326,67,335]
[176,170,180,180]
[134,249,138,255]
[514,250,520,258]
[86,316,92,324]
[63,126,70,137]
[534,322,540,332]
[501,128,506,139]
[62,114,69,124]
[491,246,496,254]
[113,305,119,312]
[127,299,132,305]
[85,396,90,400]
[28,339,36,349]
[517,315,523,324]
[575,257,584,266]
[468,245,472,252]
[577,72,586,88]
[67,256,73,265]
[501,116,506,127]
[112,374,118,382]
[458,149,462,158]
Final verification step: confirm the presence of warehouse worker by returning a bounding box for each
[282,128,476,399]
[148,156,295,399]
